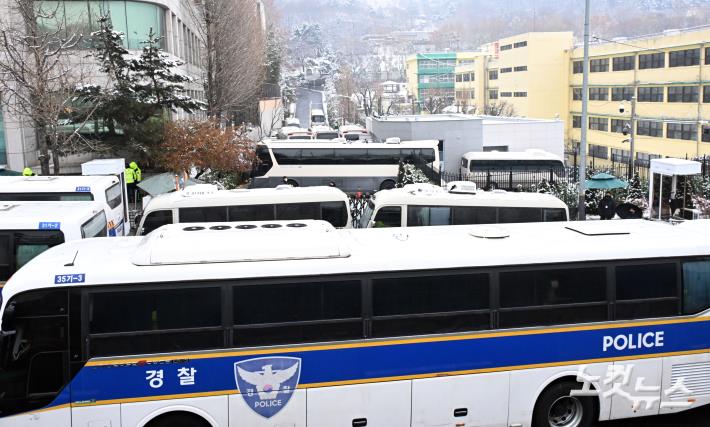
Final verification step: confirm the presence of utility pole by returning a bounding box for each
[578,0,591,220]
[628,95,636,179]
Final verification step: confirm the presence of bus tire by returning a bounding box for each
[145,411,211,427]
[380,179,396,190]
[286,179,299,187]
[532,380,597,427]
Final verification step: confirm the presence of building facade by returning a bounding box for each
[568,26,710,168]
[406,52,478,107]
[0,0,207,172]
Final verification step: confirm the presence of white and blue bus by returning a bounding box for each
[0,176,127,236]
[0,201,106,285]
[0,219,709,427]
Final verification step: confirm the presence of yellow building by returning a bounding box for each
[568,27,710,167]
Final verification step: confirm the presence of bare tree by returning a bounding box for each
[188,0,266,121]
[467,101,516,117]
[0,0,99,174]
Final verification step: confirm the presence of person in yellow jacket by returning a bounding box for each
[129,161,142,182]
[22,167,35,176]
[125,164,137,203]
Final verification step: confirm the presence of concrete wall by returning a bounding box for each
[481,119,565,159]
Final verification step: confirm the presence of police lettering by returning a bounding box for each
[602,331,664,352]
[254,399,282,408]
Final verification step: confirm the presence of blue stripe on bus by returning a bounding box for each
[62,318,710,407]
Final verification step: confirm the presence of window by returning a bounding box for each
[615,263,679,319]
[451,206,496,225]
[180,206,228,223]
[589,144,608,159]
[589,117,608,131]
[706,47,710,65]
[667,86,699,103]
[455,74,463,82]
[573,61,583,74]
[141,209,174,234]
[572,115,582,128]
[572,88,582,101]
[81,211,107,238]
[408,206,451,226]
[589,87,608,101]
[499,267,607,328]
[514,65,527,72]
[667,123,696,141]
[703,125,710,143]
[635,152,661,167]
[373,206,401,227]
[498,207,544,223]
[372,273,490,337]
[637,120,663,137]
[638,52,664,69]
[611,119,630,133]
[500,67,512,73]
[590,58,609,72]
[276,202,319,221]
[320,202,349,228]
[705,86,710,103]
[0,192,93,202]
[105,183,122,209]
[234,280,362,346]
[488,70,498,80]
[463,72,473,82]
[228,204,274,221]
[514,41,527,48]
[513,91,527,97]
[500,92,512,97]
[611,148,631,163]
[489,90,498,100]
[669,48,700,67]
[89,287,223,356]
[682,260,710,314]
[500,44,512,51]
[611,87,634,101]
[612,55,634,71]
[637,87,664,102]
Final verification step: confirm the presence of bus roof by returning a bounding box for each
[4,219,708,303]
[371,184,567,209]
[462,150,562,161]
[263,140,439,149]
[0,201,104,230]
[0,175,119,192]
[143,185,350,211]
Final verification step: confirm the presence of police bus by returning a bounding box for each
[136,185,352,235]
[0,201,106,285]
[358,182,568,228]
[1,219,708,427]
[251,139,440,193]
[0,176,127,236]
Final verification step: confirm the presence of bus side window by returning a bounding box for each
[543,208,568,222]
[276,203,319,221]
[104,183,122,209]
[0,234,11,281]
[407,206,451,226]
[320,202,348,228]
[228,204,275,222]
[452,206,496,225]
[498,207,542,223]
[179,207,228,223]
[682,260,710,314]
[254,146,273,177]
[373,206,401,227]
[142,210,174,234]
[615,263,679,319]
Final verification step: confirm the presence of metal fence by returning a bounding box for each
[348,195,370,228]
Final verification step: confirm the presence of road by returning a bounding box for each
[598,404,710,426]
[295,86,324,128]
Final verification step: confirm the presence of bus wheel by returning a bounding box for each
[145,411,211,427]
[532,380,597,427]
[286,179,299,187]
[380,179,396,190]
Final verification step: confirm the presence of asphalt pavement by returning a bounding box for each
[295,86,325,128]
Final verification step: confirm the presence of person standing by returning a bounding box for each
[129,161,142,183]
[125,164,137,203]
[599,192,616,220]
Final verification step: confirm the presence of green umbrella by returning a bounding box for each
[585,172,628,190]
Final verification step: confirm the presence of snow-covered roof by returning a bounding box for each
[650,158,701,176]
[0,202,104,231]
[462,150,562,162]
[0,175,119,192]
[264,140,439,149]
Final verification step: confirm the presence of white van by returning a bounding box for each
[136,185,352,235]
[310,108,326,128]
[0,201,106,284]
[460,150,564,190]
[0,175,127,236]
[358,182,568,228]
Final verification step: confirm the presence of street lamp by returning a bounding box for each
[619,96,637,179]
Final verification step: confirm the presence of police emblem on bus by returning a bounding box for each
[234,356,301,418]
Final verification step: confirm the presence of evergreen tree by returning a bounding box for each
[625,172,645,202]
[536,178,552,194]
